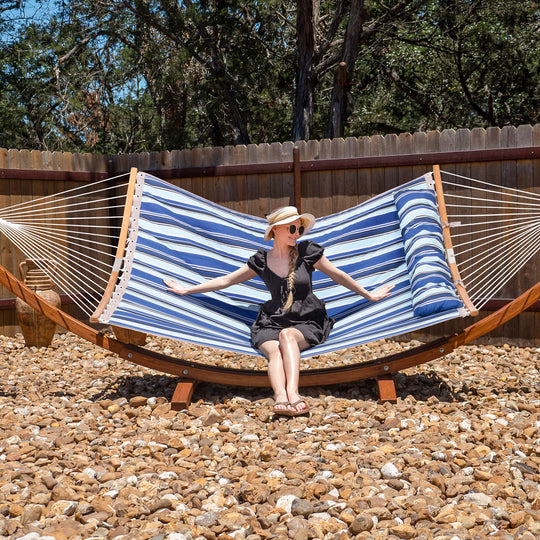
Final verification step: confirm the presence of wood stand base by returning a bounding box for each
[171,379,198,410]
[169,375,398,409]
[376,374,398,403]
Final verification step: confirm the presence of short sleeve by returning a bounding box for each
[299,240,324,268]
[247,249,266,276]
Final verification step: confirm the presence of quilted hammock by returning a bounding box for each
[97,172,467,357]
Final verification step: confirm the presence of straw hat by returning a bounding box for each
[264,206,316,241]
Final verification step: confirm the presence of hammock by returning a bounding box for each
[88,168,472,356]
[1,165,539,405]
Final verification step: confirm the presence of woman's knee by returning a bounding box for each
[278,327,301,345]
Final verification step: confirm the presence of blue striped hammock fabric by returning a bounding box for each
[97,171,468,357]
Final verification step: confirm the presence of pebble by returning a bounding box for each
[0,332,539,539]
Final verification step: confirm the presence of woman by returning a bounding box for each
[164,206,393,417]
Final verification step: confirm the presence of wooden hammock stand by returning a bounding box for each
[2,261,540,408]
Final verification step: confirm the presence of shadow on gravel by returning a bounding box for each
[89,370,468,405]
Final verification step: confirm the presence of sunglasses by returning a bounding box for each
[288,224,305,235]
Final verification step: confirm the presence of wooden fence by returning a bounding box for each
[0,124,539,344]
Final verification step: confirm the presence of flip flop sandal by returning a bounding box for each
[289,399,310,416]
[273,401,293,417]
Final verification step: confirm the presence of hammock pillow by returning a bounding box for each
[394,189,463,317]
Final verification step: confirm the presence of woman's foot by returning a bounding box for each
[273,391,293,416]
[273,401,292,416]
[288,398,310,416]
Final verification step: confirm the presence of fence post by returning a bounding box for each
[293,146,302,212]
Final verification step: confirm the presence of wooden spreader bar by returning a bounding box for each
[433,165,479,317]
[90,167,139,323]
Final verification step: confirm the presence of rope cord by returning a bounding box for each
[0,177,128,216]
[441,169,540,309]
[0,173,130,317]
[460,222,539,287]
[0,220,112,316]
[453,219,540,257]
[441,171,539,199]
[0,194,128,220]
[468,230,540,307]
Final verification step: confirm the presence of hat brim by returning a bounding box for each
[264,213,316,241]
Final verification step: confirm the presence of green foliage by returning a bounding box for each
[347,0,540,135]
[0,0,537,152]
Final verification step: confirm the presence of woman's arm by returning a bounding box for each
[314,256,394,301]
[164,264,257,296]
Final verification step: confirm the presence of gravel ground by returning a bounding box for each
[1,332,539,540]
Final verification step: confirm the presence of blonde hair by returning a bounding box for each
[283,245,298,312]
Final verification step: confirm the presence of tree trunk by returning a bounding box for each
[326,62,353,139]
[292,0,316,142]
[325,0,365,139]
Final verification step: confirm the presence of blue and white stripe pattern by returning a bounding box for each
[101,172,465,357]
[394,189,463,317]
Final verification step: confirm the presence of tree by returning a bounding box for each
[347,0,540,134]
[292,0,420,141]
[0,0,537,152]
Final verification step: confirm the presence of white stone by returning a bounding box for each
[82,467,97,479]
[464,492,492,506]
[159,471,179,480]
[314,470,334,480]
[241,433,259,442]
[381,462,401,479]
[275,494,297,513]
[328,488,340,498]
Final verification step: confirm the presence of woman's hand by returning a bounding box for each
[164,278,191,295]
[367,284,394,302]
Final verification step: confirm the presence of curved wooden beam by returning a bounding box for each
[2,263,539,401]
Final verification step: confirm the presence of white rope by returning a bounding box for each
[460,220,540,286]
[0,228,94,317]
[441,170,540,199]
[468,226,540,308]
[0,173,131,318]
[445,193,540,208]
[0,220,109,316]
[0,194,129,220]
[440,169,540,309]
[3,207,126,223]
[453,218,540,255]
[11,222,121,243]
[460,228,540,304]
[0,176,128,216]
[16,227,114,285]
[473,237,540,306]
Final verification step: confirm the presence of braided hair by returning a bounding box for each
[283,245,298,312]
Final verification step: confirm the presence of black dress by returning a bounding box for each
[247,240,335,349]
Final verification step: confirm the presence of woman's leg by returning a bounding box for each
[259,340,289,412]
[278,327,310,413]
